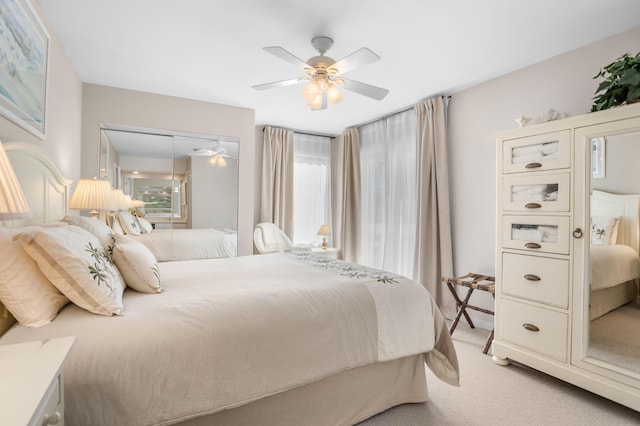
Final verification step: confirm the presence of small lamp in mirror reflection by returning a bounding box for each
[69,178,115,219]
[317,224,331,250]
[0,142,31,221]
[130,199,145,218]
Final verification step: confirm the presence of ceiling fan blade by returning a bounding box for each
[341,78,389,101]
[263,46,310,72]
[252,78,302,91]
[329,47,380,75]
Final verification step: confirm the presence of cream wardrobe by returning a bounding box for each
[493,102,640,411]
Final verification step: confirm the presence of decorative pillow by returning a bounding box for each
[137,216,153,234]
[0,228,69,327]
[111,216,125,235]
[118,211,141,235]
[16,226,126,316]
[591,216,619,246]
[112,235,162,294]
[61,215,115,258]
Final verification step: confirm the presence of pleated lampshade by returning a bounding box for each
[0,142,31,220]
[69,178,115,218]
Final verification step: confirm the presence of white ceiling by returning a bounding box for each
[39,0,640,136]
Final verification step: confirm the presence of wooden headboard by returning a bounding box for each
[1,142,72,335]
[591,190,640,254]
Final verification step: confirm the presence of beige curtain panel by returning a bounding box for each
[331,128,362,263]
[261,126,294,237]
[413,97,455,317]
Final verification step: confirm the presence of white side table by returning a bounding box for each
[0,336,75,426]
[311,247,340,258]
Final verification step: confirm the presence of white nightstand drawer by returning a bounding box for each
[502,173,570,212]
[502,253,569,308]
[502,130,570,174]
[33,374,62,426]
[500,299,568,362]
[502,215,570,255]
[311,247,339,258]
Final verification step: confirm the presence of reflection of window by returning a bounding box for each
[592,137,606,179]
[293,133,331,245]
[122,173,185,220]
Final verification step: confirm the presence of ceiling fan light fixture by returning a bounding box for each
[302,80,321,102]
[326,83,343,105]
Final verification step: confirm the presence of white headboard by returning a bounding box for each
[3,142,72,228]
[591,190,640,254]
[1,142,72,335]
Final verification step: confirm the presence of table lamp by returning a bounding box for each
[0,142,31,220]
[69,178,115,219]
[317,224,331,249]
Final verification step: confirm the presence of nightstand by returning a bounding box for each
[311,247,340,258]
[0,336,75,425]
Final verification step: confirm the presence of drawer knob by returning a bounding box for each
[524,274,541,281]
[525,162,542,169]
[525,202,542,209]
[523,323,540,332]
[524,242,541,249]
[572,228,583,239]
[44,411,61,425]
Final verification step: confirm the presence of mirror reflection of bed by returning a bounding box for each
[100,127,239,261]
[587,132,640,375]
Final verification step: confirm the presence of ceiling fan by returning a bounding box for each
[188,142,236,167]
[252,36,389,110]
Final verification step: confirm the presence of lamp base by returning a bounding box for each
[321,237,327,250]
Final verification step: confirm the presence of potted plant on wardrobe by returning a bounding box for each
[591,52,640,112]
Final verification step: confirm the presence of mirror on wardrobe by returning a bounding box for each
[586,128,640,375]
[99,125,240,256]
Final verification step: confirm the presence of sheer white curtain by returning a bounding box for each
[292,133,332,245]
[360,110,417,277]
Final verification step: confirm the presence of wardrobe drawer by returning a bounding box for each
[502,253,569,308]
[502,130,570,174]
[500,299,568,362]
[502,215,570,255]
[502,173,570,212]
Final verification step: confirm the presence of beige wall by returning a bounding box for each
[447,26,640,325]
[0,1,82,182]
[81,84,256,255]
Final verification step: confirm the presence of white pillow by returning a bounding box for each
[137,216,153,234]
[17,226,126,316]
[0,228,69,327]
[118,211,141,235]
[591,216,619,246]
[112,235,162,294]
[111,216,125,235]
[61,215,115,257]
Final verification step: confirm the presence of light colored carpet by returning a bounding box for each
[359,323,640,425]
[590,302,640,374]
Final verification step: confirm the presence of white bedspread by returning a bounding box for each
[128,228,237,261]
[0,253,458,426]
[591,245,640,291]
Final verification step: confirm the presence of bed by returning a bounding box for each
[589,190,640,320]
[108,211,238,261]
[118,227,237,261]
[0,141,460,425]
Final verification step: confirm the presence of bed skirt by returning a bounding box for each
[178,354,428,426]
[591,280,637,320]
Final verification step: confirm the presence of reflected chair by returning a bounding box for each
[253,222,311,254]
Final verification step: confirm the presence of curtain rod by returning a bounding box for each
[349,94,451,130]
[262,94,451,137]
[262,126,336,139]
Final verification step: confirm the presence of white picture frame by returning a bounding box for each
[0,0,50,139]
[592,137,605,179]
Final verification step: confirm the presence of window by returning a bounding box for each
[293,133,332,245]
[360,110,417,277]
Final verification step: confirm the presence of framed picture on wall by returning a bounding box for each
[0,0,50,139]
